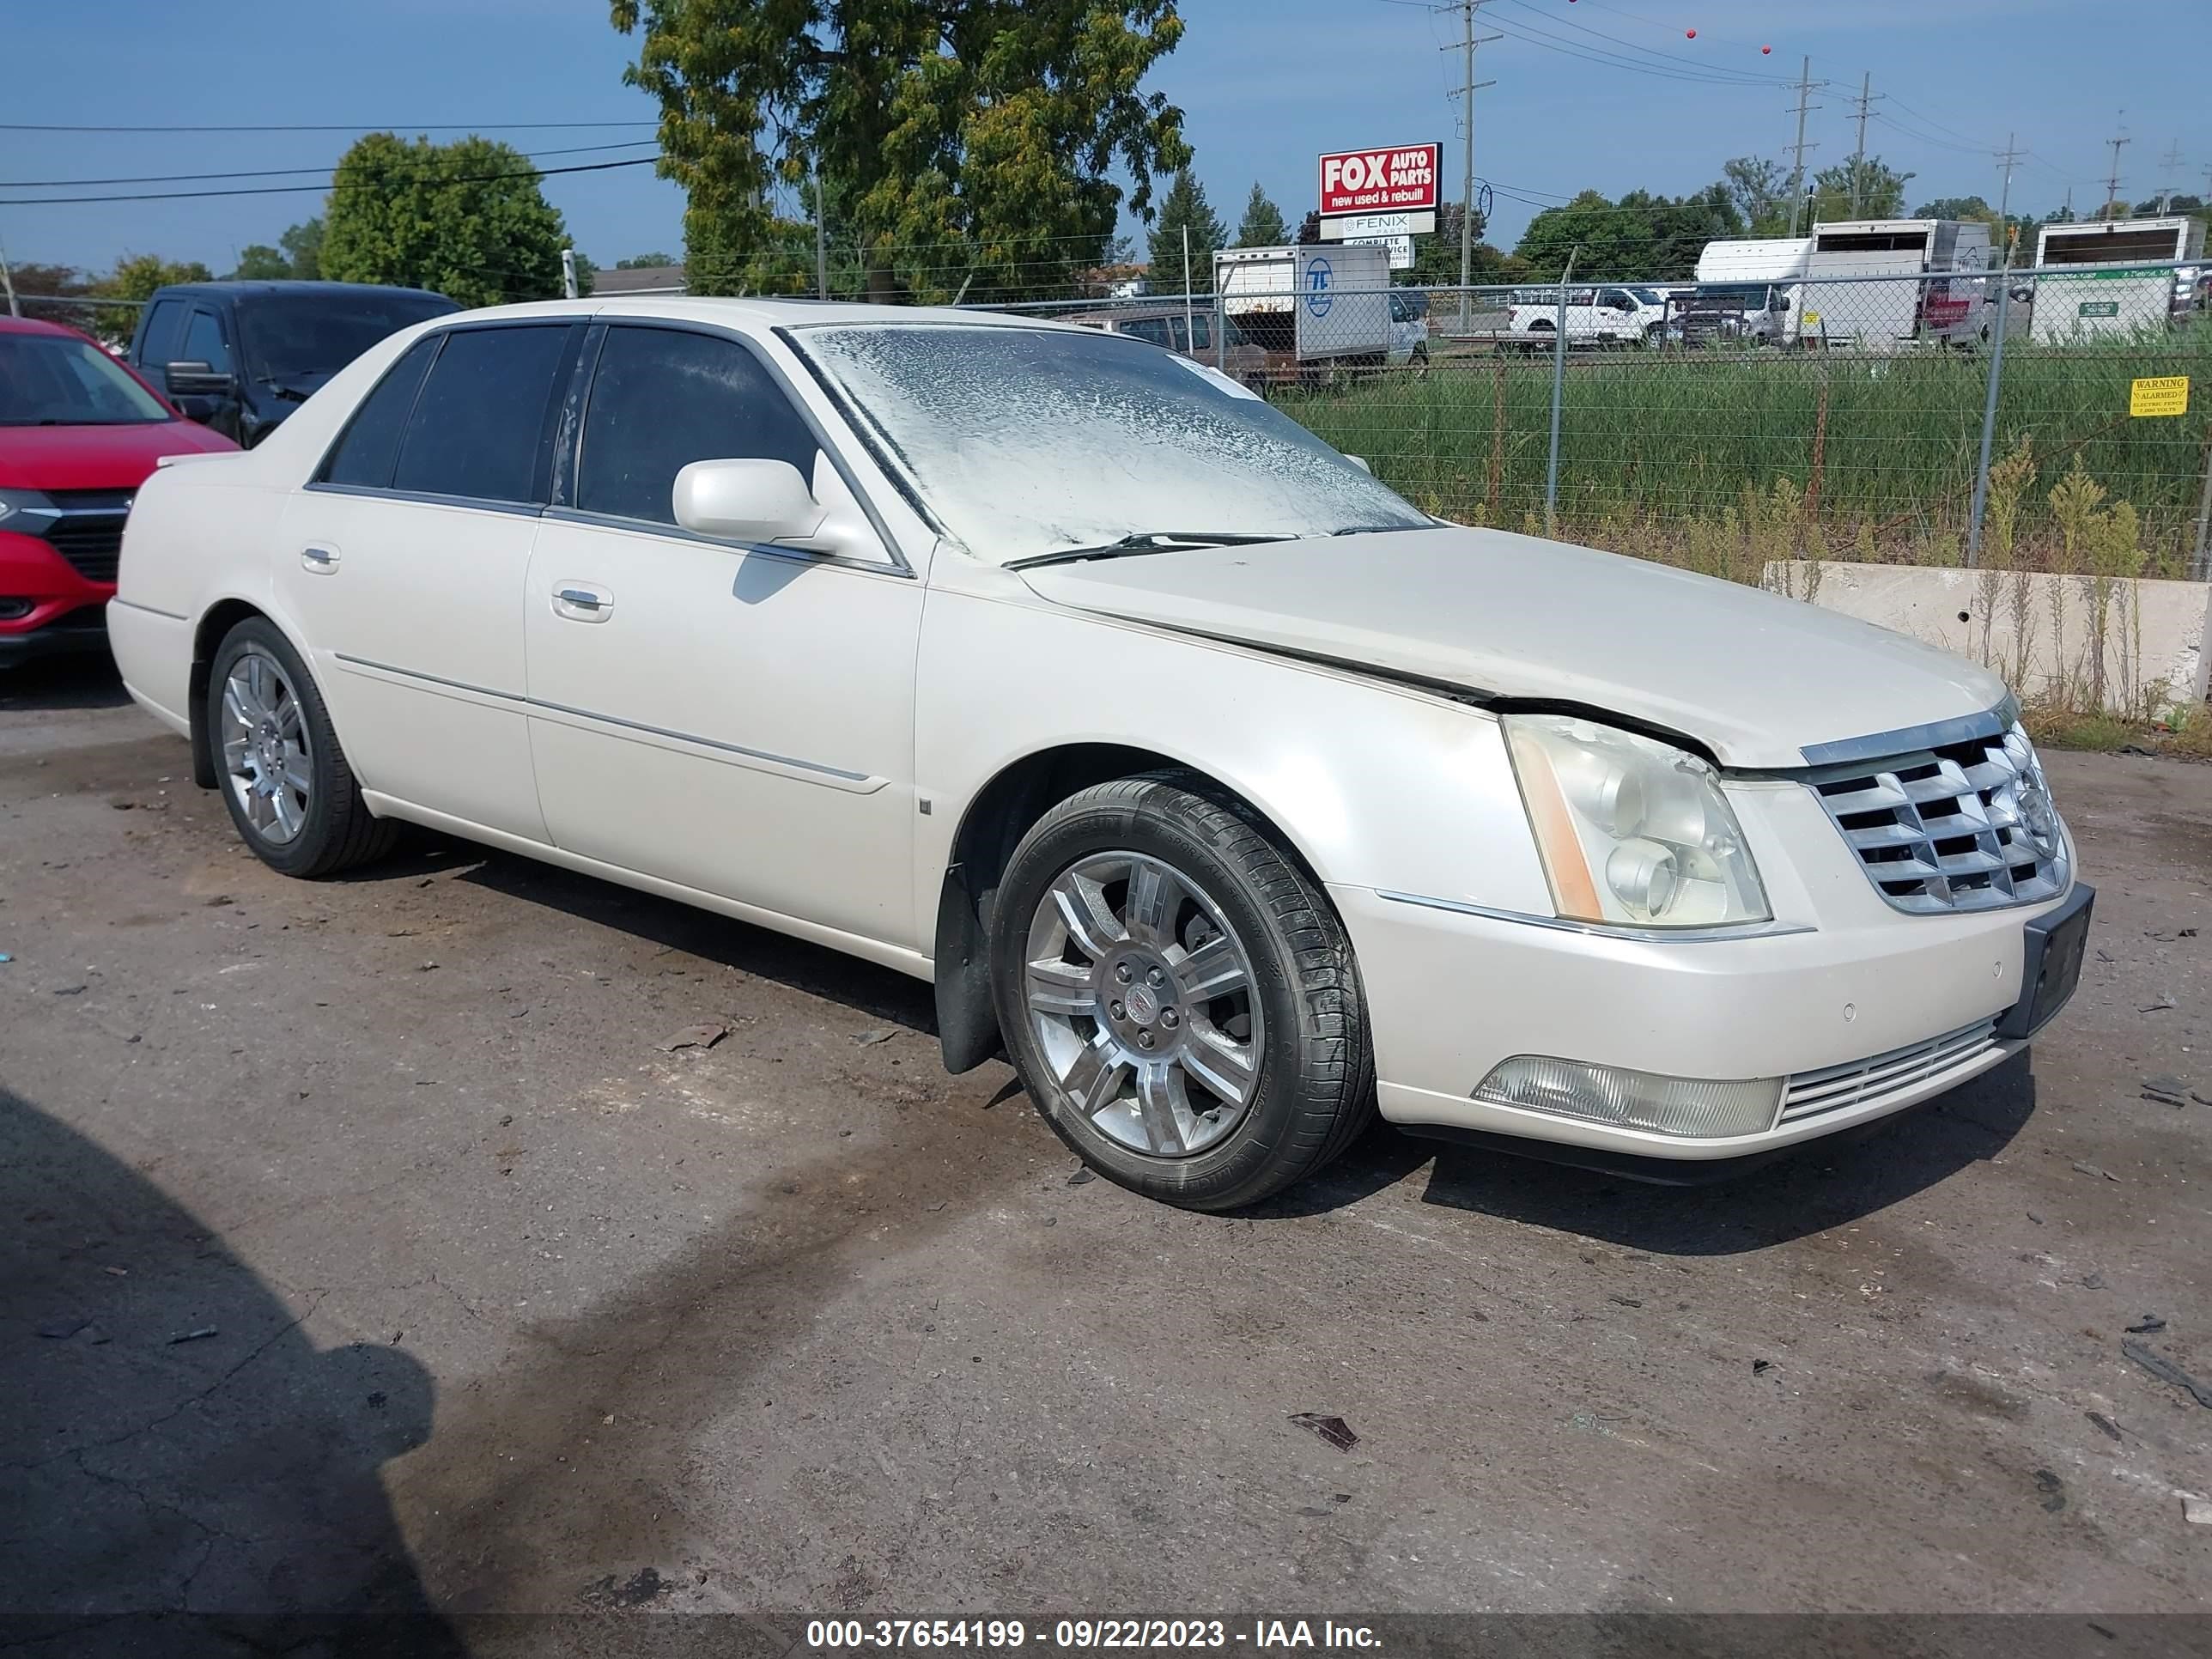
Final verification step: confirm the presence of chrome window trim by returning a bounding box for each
[1798,697,2019,769]
[300,482,545,520]
[1375,890,1814,943]
[539,505,908,578]
[331,653,872,785]
[572,318,915,577]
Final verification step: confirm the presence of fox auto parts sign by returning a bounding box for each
[1318,143,1441,217]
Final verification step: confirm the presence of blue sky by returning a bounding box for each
[3,0,2205,278]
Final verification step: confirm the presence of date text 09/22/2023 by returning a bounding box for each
[805,1620,1383,1650]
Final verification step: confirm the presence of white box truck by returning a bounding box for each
[2029,216,2207,343]
[1801,219,1992,348]
[1215,243,1395,370]
[1688,236,1812,344]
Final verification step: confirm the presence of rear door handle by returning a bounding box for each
[301,545,339,574]
[552,584,614,623]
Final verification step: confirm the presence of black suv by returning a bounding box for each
[126,281,459,448]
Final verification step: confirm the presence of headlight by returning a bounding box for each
[0,488,58,526]
[1504,713,1769,928]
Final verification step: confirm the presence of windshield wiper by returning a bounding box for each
[1007,532,1289,571]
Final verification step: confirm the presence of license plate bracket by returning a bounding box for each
[1996,882,2094,1041]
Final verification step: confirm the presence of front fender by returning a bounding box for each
[913,586,1553,938]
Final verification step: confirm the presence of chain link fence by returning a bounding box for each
[988,262,2212,585]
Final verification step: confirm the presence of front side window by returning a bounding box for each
[1188,314,1212,349]
[575,326,818,526]
[183,309,232,372]
[0,331,172,426]
[794,323,1426,564]
[391,325,573,506]
[1121,317,1173,347]
[137,300,185,367]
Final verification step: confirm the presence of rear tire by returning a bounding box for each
[989,771,1376,1212]
[207,617,398,878]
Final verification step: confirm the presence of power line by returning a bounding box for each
[0,155,659,208]
[0,119,658,135]
[1492,0,1793,85]
[1476,15,1790,87]
[0,141,659,191]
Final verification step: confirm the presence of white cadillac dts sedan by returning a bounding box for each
[108,298,2092,1210]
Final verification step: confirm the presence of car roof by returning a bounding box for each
[430,295,1091,335]
[147,280,456,303]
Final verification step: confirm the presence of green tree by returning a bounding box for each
[229,245,292,280]
[1402,203,1522,287]
[1513,190,1655,281]
[1809,155,1914,224]
[616,251,679,268]
[90,253,215,344]
[1723,155,1793,236]
[611,0,1188,303]
[1234,181,1286,247]
[279,218,324,280]
[1147,168,1223,291]
[1627,183,1745,277]
[319,133,574,307]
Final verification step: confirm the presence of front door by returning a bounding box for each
[276,320,581,843]
[522,322,925,951]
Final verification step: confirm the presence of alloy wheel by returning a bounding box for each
[219,648,313,846]
[1022,851,1266,1158]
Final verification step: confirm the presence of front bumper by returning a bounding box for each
[1,527,114,664]
[1330,865,2085,1166]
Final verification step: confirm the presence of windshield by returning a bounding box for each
[1627,286,1667,305]
[793,324,1428,563]
[0,331,171,426]
[237,290,458,385]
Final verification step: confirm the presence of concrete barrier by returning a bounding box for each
[1763,560,2211,724]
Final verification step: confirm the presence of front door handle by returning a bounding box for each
[301,545,339,574]
[552,584,614,623]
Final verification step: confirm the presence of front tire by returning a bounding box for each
[207,617,398,878]
[990,772,1375,1211]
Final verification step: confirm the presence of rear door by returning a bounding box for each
[276,319,582,842]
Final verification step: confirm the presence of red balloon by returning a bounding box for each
[1685,27,1697,38]
[1761,44,1772,54]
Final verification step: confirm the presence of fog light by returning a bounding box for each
[1474,1055,1782,1138]
[0,598,33,622]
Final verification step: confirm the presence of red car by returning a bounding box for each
[1,316,236,666]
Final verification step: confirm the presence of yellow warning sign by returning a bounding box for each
[2130,375,2190,417]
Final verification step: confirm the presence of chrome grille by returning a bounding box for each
[1808,721,2068,915]
[1779,1018,2000,1126]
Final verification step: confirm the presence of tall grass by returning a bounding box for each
[1281,330,2212,571]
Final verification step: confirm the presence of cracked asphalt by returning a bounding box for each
[2,657,2209,1648]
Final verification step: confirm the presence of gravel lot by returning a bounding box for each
[3,658,2209,1644]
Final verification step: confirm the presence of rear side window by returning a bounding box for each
[319,337,439,489]
[137,300,185,366]
[575,326,817,526]
[391,325,573,505]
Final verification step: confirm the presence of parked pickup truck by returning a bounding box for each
[1500,285,1671,349]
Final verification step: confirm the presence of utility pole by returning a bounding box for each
[0,226,19,319]
[1848,71,1883,218]
[560,247,579,301]
[1443,0,1499,331]
[1995,134,2022,267]
[1785,58,1820,238]
[2103,117,2130,221]
[2155,140,2185,216]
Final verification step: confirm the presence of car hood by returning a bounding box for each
[1016,525,2010,769]
[0,419,236,490]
